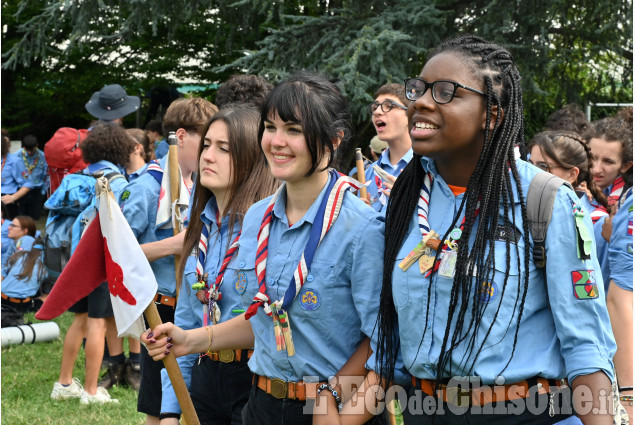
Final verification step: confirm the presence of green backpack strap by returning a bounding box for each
[526,172,574,268]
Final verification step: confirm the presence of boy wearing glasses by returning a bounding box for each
[364,83,413,214]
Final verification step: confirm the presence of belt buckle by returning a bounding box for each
[219,349,235,363]
[446,386,471,407]
[270,378,288,399]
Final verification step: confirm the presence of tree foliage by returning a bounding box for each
[2,0,631,160]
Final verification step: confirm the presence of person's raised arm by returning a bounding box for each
[141,230,186,262]
[140,312,254,360]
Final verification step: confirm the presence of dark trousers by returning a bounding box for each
[1,197,20,220]
[401,384,574,425]
[19,189,44,220]
[241,384,388,425]
[138,303,175,417]
[189,355,252,425]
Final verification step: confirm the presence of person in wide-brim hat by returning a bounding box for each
[85,84,140,122]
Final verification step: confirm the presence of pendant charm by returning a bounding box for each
[277,309,295,356]
[399,230,440,271]
[438,250,457,278]
[272,310,286,352]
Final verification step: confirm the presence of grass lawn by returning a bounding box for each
[1,312,145,425]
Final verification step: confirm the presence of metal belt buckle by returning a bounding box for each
[270,378,288,399]
[219,349,235,363]
[446,386,471,407]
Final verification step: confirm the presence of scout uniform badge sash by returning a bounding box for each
[192,208,241,326]
[399,172,480,278]
[244,170,360,356]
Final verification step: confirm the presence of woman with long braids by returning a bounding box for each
[343,35,616,424]
[158,104,278,424]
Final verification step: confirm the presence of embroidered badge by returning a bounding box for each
[121,190,130,201]
[571,270,598,300]
[628,217,633,236]
[494,223,520,243]
[234,271,247,295]
[298,287,321,311]
[628,243,633,254]
[478,281,498,303]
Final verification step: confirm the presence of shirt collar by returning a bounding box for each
[378,147,413,167]
[419,156,522,203]
[272,173,334,227]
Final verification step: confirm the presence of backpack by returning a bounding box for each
[42,169,125,282]
[526,171,574,268]
[44,128,89,196]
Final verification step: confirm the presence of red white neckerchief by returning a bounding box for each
[607,176,625,207]
[244,171,360,319]
[417,171,480,277]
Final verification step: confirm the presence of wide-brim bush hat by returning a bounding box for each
[85,84,140,120]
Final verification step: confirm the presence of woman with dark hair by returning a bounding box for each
[142,72,385,425]
[1,223,45,319]
[340,35,616,425]
[527,130,609,223]
[50,121,134,405]
[159,104,278,424]
[1,215,37,269]
[584,114,633,205]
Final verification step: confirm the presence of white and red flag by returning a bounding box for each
[36,178,157,338]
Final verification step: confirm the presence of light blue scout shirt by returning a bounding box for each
[125,163,148,182]
[228,173,385,382]
[364,147,412,214]
[18,148,48,195]
[155,140,169,159]
[70,161,128,254]
[1,219,15,268]
[1,152,30,194]
[119,162,176,297]
[1,236,42,298]
[161,197,243,414]
[609,192,633,291]
[387,157,615,385]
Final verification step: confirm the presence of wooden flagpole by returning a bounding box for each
[355,148,368,199]
[167,132,182,299]
[144,302,200,425]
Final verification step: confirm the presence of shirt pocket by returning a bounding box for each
[293,259,335,316]
[478,240,522,315]
[392,257,410,308]
[226,252,258,307]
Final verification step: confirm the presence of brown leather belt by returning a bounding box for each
[207,349,253,363]
[411,376,569,407]
[154,293,176,307]
[255,374,323,401]
[1,293,32,304]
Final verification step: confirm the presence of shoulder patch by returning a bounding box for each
[298,287,321,311]
[121,190,130,201]
[571,270,598,300]
[628,217,633,236]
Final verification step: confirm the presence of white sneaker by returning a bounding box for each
[80,387,119,404]
[51,378,83,400]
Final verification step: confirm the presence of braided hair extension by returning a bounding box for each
[377,35,531,387]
